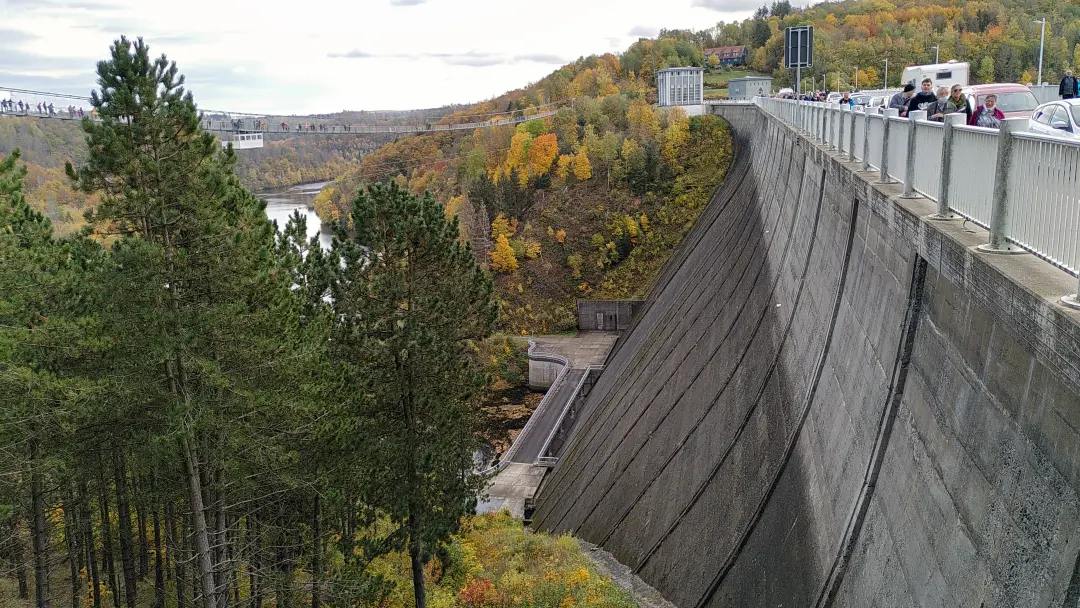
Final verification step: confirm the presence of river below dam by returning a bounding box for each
[258,181,333,250]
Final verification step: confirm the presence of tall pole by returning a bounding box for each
[855,67,859,90]
[884,57,889,89]
[931,45,940,64]
[1035,18,1046,86]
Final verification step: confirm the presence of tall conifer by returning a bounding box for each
[331,182,497,608]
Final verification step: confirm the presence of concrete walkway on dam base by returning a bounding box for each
[479,332,616,519]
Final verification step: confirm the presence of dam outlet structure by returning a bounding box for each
[533,102,1080,607]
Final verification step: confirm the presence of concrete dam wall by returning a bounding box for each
[533,104,1080,607]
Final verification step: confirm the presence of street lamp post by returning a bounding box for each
[855,67,859,90]
[884,57,889,88]
[931,45,940,64]
[1034,18,1046,86]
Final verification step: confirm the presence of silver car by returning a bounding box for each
[1029,99,1080,139]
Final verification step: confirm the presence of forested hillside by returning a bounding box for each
[0,118,98,235]
[232,134,383,190]
[713,0,1080,88]
[316,44,733,334]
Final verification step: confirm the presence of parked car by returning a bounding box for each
[1029,99,1080,139]
[962,84,1040,119]
[826,92,843,103]
[851,94,873,107]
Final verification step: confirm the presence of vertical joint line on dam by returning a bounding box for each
[814,254,929,607]
[692,170,837,608]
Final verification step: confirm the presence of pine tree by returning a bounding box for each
[67,37,295,608]
[330,181,496,608]
[0,150,104,608]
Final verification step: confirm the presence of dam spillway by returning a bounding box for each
[533,104,1080,607]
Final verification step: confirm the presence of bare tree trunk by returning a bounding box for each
[30,439,51,608]
[182,430,218,608]
[11,517,30,599]
[112,449,137,608]
[95,471,120,608]
[153,508,164,608]
[310,492,320,608]
[135,488,149,580]
[65,497,81,608]
[165,501,184,608]
[407,513,426,608]
[246,517,258,608]
[81,486,101,608]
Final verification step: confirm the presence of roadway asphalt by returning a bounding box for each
[510,368,585,464]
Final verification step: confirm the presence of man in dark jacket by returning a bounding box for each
[1060,70,1078,100]
[905,78,938,116]
[888,84,915,113]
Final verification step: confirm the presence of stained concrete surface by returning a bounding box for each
[529,332,618,368]
[533,105,1080,607]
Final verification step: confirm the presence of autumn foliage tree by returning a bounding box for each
[490,234,519,272]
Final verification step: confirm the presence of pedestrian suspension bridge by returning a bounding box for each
[0,85,563,151]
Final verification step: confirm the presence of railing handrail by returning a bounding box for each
[534,364,603,466]
[749,96,1080,308]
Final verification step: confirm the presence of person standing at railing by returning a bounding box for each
[905,78,938,117]
[840,91,855,107]
[889,84,915,114]
[1060,70,1078,100]
[969,94,1005,128]
[930,85,971,123]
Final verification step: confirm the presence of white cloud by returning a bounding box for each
[0,0,754,114]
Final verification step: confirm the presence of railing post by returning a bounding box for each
[861,109,872,171]
[837,105,847,154]
[879,108,899,183]
[820,103,828,143]
[848,107,858,161]
[903,110,926,197]
[1063,277,1080,310]
[978,118,1029,254]
[931,113,965,220]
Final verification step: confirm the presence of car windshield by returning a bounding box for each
[1072,106,1080,127]
[979,91,1039,113]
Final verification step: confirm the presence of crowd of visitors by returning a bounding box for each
[0,98,94,119]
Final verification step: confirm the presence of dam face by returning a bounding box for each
[533,105,1080,607]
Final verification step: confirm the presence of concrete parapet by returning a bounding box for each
[527,342,568,391]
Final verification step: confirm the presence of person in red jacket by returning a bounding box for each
[969,94,1005,128]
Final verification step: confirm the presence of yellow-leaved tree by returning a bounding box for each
[572,153,593,181]
[491,214,517,240]
[490,234,519,272]
[627,99,661,147]
[526,133,559,179]
[662,107,690,170]
[555,154,573,181]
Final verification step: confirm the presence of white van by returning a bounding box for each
[900,61,970,90]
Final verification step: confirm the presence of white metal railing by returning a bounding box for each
[866,114,884,170]
[751,96,1080,308]
[1007,132,1080,272]
[912,120,943,199]
[852,111,866,162]
[886,117,910,184]
[947,126,998,227]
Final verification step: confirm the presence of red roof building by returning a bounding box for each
[704,45,748,65]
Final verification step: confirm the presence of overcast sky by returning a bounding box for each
[0,0,757,115]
